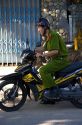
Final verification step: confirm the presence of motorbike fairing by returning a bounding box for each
[0,72,22,81]
[56,61,82,77]
[15,64,32,73]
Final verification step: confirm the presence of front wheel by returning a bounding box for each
[0,80,27,112]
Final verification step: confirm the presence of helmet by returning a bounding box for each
[37,18,50,29]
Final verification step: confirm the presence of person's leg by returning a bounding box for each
[39,65,55,89]
[39,58,70,100]
[39,59,68,89]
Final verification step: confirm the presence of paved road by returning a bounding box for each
[0,99,82,125]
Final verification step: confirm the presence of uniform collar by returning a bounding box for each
[46,30,52,42]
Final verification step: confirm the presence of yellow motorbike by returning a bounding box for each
[0,48,82,112]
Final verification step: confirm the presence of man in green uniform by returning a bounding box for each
[36,18,70,102]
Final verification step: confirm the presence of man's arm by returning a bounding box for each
[43,50,59,58]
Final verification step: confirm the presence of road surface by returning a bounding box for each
[0,99,82,125]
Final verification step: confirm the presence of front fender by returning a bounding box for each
[0,72,22,81]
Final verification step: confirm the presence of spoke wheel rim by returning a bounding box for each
[0,83,23,108]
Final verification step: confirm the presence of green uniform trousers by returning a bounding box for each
[39,57,70,89]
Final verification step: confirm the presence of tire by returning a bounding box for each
[0,80,27,112]
[71,99,82,108]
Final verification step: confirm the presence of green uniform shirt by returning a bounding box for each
[44,30,68,59]
[40,30,70,89]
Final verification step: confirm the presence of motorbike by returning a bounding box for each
[0,48,82,112]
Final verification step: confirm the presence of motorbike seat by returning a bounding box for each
[55,61,82,77]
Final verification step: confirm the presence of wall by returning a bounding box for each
[0,0,41,65]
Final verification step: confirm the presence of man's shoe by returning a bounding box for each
[44,87,58,99]
[40,98,55,104]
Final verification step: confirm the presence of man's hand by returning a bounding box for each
[36,53,42,58]
[35,52,43,68]
[35,46,44,53]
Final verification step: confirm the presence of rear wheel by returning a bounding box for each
[0,80,27,112]
[71,99,82,108]
[71,83,82,108]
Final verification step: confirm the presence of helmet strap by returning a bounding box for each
[43,27,48,36]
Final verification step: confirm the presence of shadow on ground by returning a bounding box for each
[0,100,82,125]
